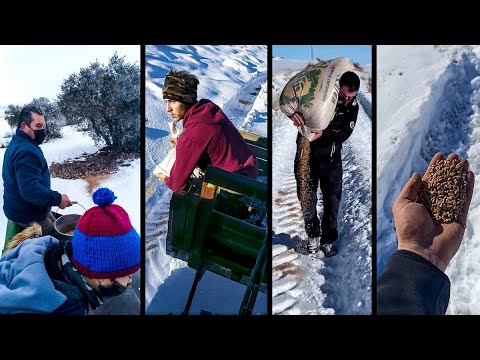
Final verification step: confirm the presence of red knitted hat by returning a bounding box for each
[71,188,140,279]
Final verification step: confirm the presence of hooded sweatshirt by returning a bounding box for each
[165,99,259,191]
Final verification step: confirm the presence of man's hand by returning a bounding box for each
[310,130,322,142]
[169,138,177,149]
[59,194,73,209]
[290,112,305,127]
[392,152,475,272]
[156,173,167,182]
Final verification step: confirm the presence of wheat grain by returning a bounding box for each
[416,158,467,223]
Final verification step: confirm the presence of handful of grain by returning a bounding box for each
[416,158,467,223]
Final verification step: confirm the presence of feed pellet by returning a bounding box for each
[416,158,467,223]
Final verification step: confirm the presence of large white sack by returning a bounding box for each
[279,57,354,141]
[153,122,178,177]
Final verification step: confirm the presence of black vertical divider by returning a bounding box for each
[140,44,146,316]
[267,44,273,316]
[371,44,377,316]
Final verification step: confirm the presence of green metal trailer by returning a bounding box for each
[166,131,268,315]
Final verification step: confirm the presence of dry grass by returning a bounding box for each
[84,174,111,195]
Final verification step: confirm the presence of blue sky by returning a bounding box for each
[273,45,371,65]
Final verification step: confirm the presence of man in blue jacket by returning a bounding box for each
[2,106,73,236]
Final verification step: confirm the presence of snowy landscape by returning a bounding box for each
[377,45,480,315]
[0,123,141,314]
[272,56,372,315]
[0,46,140,314]
[145,45,268,314]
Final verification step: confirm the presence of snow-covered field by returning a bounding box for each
[377,45,480,315]
[145,45,268,314]
[272,57,372,315]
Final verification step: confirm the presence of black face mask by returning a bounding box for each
[97,280,130,298]
[27,125,46,145]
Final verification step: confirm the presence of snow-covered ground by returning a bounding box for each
[377,45,480,315]
[272,57,372,315]
[145,45,268,314]
[0,122,141,314]
[0,125,140,241]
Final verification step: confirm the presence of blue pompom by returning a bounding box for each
[93,188,117,207]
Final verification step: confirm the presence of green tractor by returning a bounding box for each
[166,130,268,315]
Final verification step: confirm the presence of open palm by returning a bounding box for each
[392,153,475,272]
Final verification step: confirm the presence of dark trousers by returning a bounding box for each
[294,142,343,244]
[16,212,57,237]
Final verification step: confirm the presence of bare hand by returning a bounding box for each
[156,173,166,182]
[290,112,305,127]
[169,138,177,149]
[392,153,475,271]
[59,194,73,209]
[310,130,322,142]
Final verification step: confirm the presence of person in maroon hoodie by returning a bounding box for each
[157,70,259,192]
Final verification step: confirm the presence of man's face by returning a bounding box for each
[166,99,188,122]
[338,85,357,104]
[102,274,134,288]
[87,274,134,291]
[21,112,46,140]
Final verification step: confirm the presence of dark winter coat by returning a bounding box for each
[2,129,61,224]
[377,250,450,315]
[305,97,359,163]
[166,99,259,191]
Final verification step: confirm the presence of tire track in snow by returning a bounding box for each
[145,176,174,307]
[222,71,267,131]
[319,112,372,314]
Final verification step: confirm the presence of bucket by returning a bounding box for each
[53,202,86,242]
[55,214,81,242]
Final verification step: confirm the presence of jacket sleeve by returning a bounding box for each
[14,150,61,207]
[165,135,205,192]
[377,250,450,315]
[321,103,359,143]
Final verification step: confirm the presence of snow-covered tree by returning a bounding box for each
[4,98,63,139]
[57,53,140,152]
[28,97,64,139]
[4,104,22,128]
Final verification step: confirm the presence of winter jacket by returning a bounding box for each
[2,129,61,224]
[377,250,450,315]
[0,225,96,315]
[0,235,86,314]
[166,99,259,191]
[305,97,359,162]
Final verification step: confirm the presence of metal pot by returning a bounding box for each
[54,214,81,242]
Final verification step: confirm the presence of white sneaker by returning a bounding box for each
[307,237,320,254]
